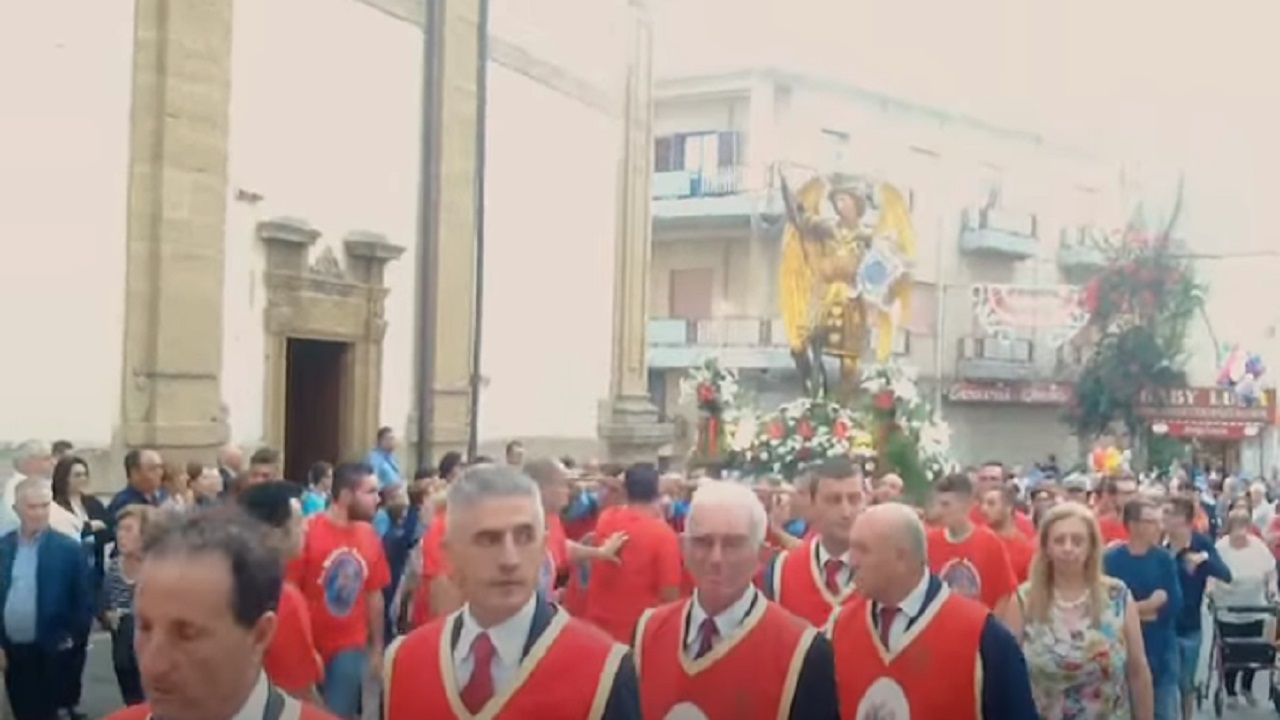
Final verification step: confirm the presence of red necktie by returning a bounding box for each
[823,558,844,594]
[878,605,899,649]
[460,632,496,713]
[694,617,719,659]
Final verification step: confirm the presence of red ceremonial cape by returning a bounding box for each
[770,537,858,627]
[634,595,816,720]
[384,607,628,719]
[829,585,985,720]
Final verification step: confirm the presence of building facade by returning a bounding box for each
[0,0,664,486]
[645,68,1141,468]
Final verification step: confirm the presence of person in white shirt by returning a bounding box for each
[1212,509,1278,708]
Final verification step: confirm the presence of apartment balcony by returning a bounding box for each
[959,206,1038,259]
[956,337,1037,381]
[1053,343,1090,381]
[1057,226,1111,275]
[652,166,759,224]
[647,316,795,370]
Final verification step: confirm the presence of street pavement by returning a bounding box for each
[53,625,1280,719]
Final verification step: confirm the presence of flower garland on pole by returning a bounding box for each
[679,358,740,466]
[857,360,954,498]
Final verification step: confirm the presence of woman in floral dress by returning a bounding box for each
[1006,502,1154,719]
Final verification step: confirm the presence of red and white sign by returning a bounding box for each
[1155,422,1262,440]
[971,284,1090,347]
[947,381,1074,405]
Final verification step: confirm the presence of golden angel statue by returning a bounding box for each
[778,169,916,401]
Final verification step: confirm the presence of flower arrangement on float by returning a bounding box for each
[733,397,875,480]
[858,361,955,493]
[679,357,741,464]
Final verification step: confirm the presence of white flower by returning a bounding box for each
[730,412,758,451]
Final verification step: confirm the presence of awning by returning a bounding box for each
[1151,421,1263,440]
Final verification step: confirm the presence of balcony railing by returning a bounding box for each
[1057,226,1111,274]
[956,336,1036,381]
[652,166,749,200]
[648,317,787,347]
[959,206,1038,259]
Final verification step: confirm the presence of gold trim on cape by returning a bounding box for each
[586,643,629,720]
[676,592,767,676]
[438,607,570,720]
[775,627,817,720]
[632,607,656,673]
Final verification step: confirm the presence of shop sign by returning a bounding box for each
[1137,387,1276,425]
[947,381,1074,405]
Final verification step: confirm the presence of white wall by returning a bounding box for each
[221,0,422,444]
[476,0,627,443]
[0,0,134,445]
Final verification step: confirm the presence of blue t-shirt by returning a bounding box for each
[1168,532,1232,635]
[1104,544,1183,686]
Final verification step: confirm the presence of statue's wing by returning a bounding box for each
[779,224,814,353]
[874,183,916,261]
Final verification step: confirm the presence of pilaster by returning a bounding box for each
[118,0,235,462]
[413,0,483,464]
[597,0,672,463]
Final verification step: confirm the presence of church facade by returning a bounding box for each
[0,0,668,485]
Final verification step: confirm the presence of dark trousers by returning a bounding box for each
[5,643,59,720]
[1220,619,1267,695]
[111,617,144,706]
[56,633,89,710]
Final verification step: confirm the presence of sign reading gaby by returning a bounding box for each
[971,284,1090,348]
[1137,387,1276,424]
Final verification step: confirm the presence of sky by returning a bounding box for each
[651,0,1280,254]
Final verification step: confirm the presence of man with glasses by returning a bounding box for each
[633,481,838,719]
[1104,498,1183,720]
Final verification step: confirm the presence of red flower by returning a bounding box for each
[873,390,895,410]
[833,419,849,439]
[697,383,714,403]
[767,421,783,440]
[797,420,814,439]
[796,446,812,461]
[1082,277,1100,314]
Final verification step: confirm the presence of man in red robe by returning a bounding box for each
[830,503,1037,719]
[104,510,338,720]
[634,481,838,719]
[760,457,864,626]
[384,465,640,719]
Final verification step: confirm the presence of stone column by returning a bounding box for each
[118,0,235,465]
[411,0,484,466]
[597,0,673,464]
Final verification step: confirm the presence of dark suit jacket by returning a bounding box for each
[874,575,1038,719]
[448,597,641,720]
[0,530,93,652]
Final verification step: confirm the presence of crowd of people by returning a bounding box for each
[1,432,1279,720]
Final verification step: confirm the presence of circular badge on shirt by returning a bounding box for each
[855,677,910,720]
[938,557,982,600]
[663,703,709,720]
[320,549,367,617]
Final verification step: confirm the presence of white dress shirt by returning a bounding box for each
[684,586,757,657]
[874,570,931,653]
[814,540,854,590]
[453,595,537,694]
[229,672,270,720]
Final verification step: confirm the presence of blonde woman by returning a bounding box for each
[1007,502,1154,719]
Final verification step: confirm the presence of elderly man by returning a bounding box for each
[633,481,838,719]
[760,457,864,626]
[829,503,1037,719]
[1,441,55,537]
[103,509,337,720]
[0,477,93,720]
[383,465,640,719]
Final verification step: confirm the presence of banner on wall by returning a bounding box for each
[970,284,1090,347]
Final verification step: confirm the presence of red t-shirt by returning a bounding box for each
[542,514,570,596]
[996,531,1036,584]
[969,505,1035,538]
[420,509,449,580]
[1097,513,1129,545]
[287,514,391,660]
[583,505,682,643]
[264,582,323,694]
[927,525,1017,610]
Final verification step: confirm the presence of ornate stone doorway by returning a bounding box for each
[256,218,403,478]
